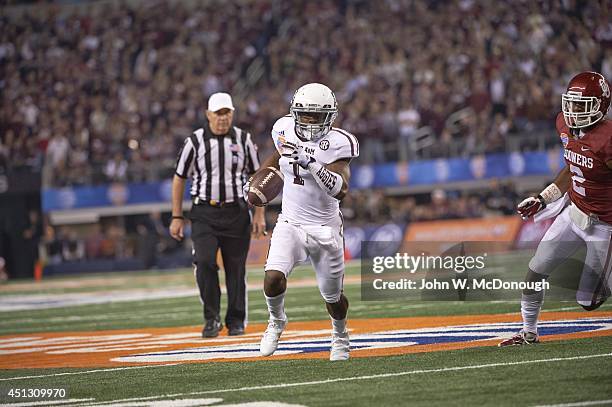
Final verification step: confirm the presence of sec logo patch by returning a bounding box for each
[319,139,330,150]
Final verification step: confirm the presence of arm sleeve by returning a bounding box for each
[307,161,343,198]
[175,137,195,179]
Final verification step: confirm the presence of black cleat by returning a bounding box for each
[228,325,245,336]
[202,320,222,338]
[581,298,607,311]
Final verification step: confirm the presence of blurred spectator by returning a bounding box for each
[136,213,164,269]
[42,225,63,265]
[62,230,85,262]
[0,257,7,282]
[104,152,129,182]
[341,180,519,225]
[397,101,421,140]
[85,224,105,259]
[45,129,70,171]
[484,180,519,216]
[22,209,42,273]
[430,189,452,219]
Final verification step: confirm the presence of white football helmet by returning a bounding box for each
[290,83,338,141]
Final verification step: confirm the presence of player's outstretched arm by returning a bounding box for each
[259,150,281,170]
[517,166,570,220]
[552,165,571,194]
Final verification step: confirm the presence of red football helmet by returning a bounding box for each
[562,71,611,128]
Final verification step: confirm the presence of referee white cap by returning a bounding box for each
[208,92,235,112]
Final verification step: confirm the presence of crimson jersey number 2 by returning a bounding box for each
[570,164,586,196]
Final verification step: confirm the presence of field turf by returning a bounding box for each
[1,261,611,406]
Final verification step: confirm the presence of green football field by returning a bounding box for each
[1,259,611,407]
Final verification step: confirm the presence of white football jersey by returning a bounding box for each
[271,115,359,225]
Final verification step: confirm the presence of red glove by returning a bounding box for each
[517,195,546,220]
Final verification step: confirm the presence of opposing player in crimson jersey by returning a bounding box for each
[500,71,612,347]
[244,83,359,360]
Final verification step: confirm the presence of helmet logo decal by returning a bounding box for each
[560,133,569,147]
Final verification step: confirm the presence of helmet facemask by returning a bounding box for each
[291,107,337,141]
[562,91,603,128]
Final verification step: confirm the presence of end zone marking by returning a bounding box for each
[1,312,612,368]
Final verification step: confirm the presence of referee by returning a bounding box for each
[170,92,266,337]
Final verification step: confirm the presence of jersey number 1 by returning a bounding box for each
[292,163,304,185]
[569,164,586,196]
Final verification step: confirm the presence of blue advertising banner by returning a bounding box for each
[42,150,565,212]
[351,149,564,190]
[42,180,190,212]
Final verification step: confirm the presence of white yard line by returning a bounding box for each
[4,353,610,403]
[0,398,95,406]
[533,400,612,407]
[0,364,178,382]
[181,352,612,396]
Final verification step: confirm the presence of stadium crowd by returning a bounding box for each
[39,181,520,263]
[342,180,520,224]
[2,0,611,187]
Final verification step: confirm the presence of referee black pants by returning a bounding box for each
[190,201,251,328]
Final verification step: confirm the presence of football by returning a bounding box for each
[248,166,284,206]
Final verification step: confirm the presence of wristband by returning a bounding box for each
[172,216,184,220]
[539,183,562,205]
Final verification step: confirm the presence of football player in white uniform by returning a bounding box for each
[245,83,359,360]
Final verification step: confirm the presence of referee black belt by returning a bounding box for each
[192,197,239,208]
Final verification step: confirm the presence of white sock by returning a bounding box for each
[265,292,287,322]
[331,317,347,334]
[521,291,544,334]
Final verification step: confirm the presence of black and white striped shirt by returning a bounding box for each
[175,125,260,203]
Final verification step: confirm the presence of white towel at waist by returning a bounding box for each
[301,225,339,252]
[534,193,570,223]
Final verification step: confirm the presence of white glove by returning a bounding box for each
[281,141,313,169]
[242,178,252,204]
